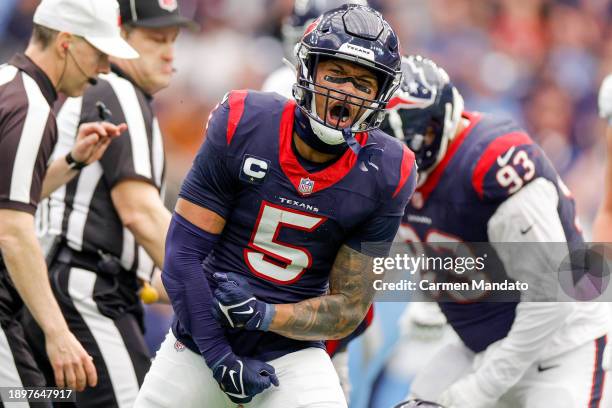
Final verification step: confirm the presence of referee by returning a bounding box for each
[0,0,138,400]
[24,1,197,406]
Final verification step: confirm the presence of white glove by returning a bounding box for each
[399,302,447,341]
[437,374,498,408]
[598,74,612,124]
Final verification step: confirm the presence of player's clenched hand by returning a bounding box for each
[211,272,274,331]
[71,121,127,165]
[211,353,279,404]
[45,328,97,391]
[437,374,497,408]
[599,74,612,124]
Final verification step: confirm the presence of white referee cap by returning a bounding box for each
[33,0,139,59]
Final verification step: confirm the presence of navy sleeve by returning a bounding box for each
[347,148,418,257]
[162,212,231,367]
[378,146,418,217]
[179,98,237,219]
[345,215,402,257]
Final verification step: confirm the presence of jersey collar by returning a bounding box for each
[10,53,57,106]
[111,64,153,100]
[279,100,368,196]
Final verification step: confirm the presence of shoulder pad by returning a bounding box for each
[471,131,547,202]
[369,129,417,199]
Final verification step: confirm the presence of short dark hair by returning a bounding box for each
[121,24,136,38]
[31,24,59,49]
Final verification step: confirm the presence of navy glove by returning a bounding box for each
[211,272,275,331]
[211,352,279,404]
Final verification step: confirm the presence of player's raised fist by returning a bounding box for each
[211,273,274,331]
[211,352,279,404]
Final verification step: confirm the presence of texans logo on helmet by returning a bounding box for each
[158,0,178,12]
[303,16,321,38]
[387,57,439,110]
[387,79,435,110]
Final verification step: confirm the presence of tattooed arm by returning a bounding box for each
[269,245,376,340]
[211,244,379,340]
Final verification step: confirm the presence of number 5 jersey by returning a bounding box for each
[175,90,417,361]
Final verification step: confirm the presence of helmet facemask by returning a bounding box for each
[294,44,402,145]
[291,4,403,150]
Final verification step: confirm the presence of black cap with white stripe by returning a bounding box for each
[119,0,199,31]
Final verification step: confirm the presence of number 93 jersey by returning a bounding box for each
[400,111,592,354]
[178,90,416,360]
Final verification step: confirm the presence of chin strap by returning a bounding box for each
[342,128,383,171]
[293,108,383,170]
[294,107,348,155]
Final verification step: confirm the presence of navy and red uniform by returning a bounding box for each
[401,111,611,406]
[176,90,417,361]
[400,111,583,353]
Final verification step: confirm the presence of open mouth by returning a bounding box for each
[327,103,352,128]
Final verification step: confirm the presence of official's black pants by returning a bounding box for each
[21,248,151,408]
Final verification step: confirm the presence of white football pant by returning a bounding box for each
[134,331,347,408]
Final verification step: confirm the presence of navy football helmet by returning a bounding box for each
[380,55,464,172]
[393,399,446,408]
[293,3,402,146]
[282,0,368,62]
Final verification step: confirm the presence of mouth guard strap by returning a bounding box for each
[342,128,383,171]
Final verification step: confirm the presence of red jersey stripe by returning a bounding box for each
[393,145,416,198]
[226,90,248,145]
[471,131,533,199]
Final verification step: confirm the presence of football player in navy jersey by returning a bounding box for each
[134,5,417,408]
[381,55,611,408]
[262,1,376,403]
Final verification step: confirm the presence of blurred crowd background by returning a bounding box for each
[2,1,611,407]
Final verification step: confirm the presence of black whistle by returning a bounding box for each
[96,101,112,121]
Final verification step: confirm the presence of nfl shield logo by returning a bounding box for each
[298,177,315,195]
[159,0,178,12]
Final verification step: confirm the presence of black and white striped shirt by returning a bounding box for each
[0,54,58,215]
[40,66,166,282]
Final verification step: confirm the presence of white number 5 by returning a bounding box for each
[244,202,326,284]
